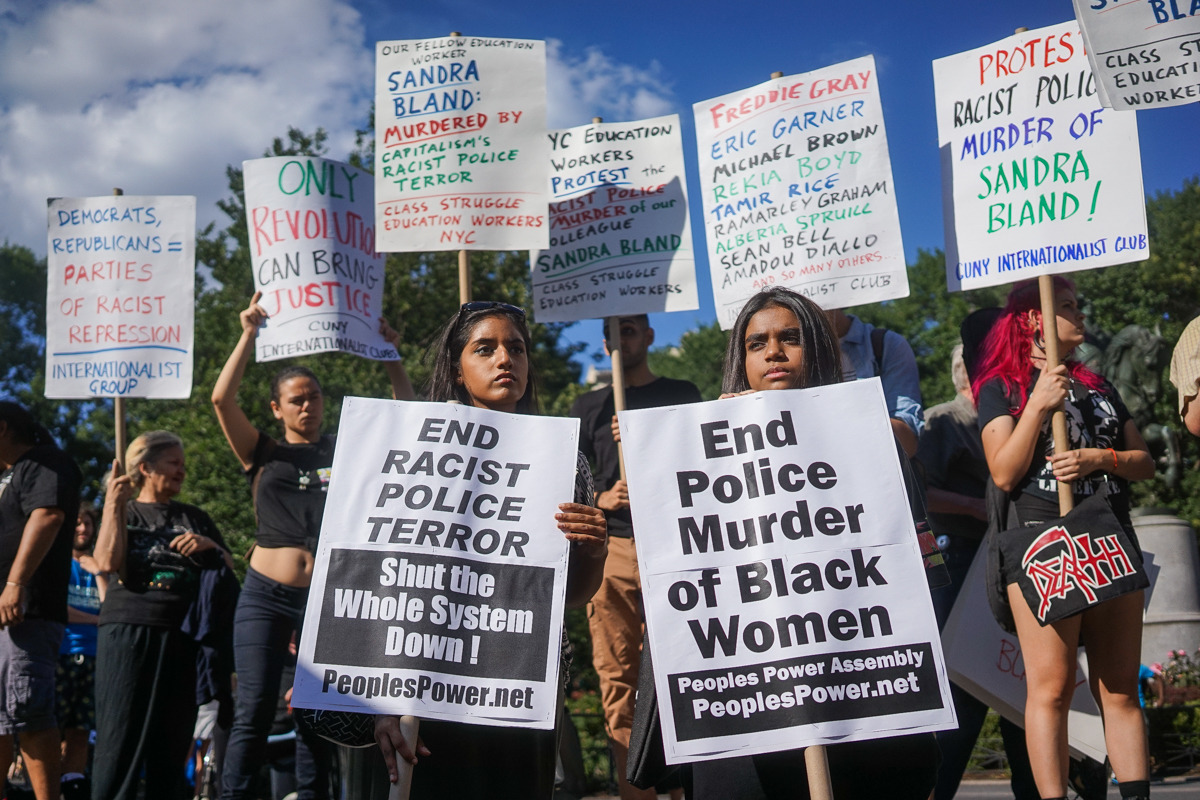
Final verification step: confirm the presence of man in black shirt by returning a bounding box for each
[0,402,81,800]
[570,316,701,800]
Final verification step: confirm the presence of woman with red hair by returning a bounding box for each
[973,277,1154,800]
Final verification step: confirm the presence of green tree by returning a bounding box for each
[646,321,730,401]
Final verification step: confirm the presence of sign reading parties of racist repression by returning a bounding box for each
[374,36,550,252]
[530,114,699,322]
[1072,0,1200,111]
[45,195,195,399]
[291,398,577,729]
[619,382,955,762]
[243,156,398,363]
[934,21,1150,293]
[694,55,909,329]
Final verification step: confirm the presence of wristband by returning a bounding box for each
[1108,447,1118,471]
[5,581,24,589]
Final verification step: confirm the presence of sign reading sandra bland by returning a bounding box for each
[292,398,577,730]
[619,381,955,762]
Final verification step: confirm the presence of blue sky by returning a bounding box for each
[1,0,1195,361]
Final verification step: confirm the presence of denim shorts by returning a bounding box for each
[0,618,65,734]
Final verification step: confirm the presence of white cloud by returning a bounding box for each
[545,39,675,128]
[0,4,678,256]
[0,0,372,255]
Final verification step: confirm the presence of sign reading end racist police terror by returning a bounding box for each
[291,398,578,729]
[619,382,955,761]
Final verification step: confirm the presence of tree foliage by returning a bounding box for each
[646,321,729,401]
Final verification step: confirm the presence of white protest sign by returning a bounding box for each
[292,398,576,729]
[374,36,549,252]
[530,115,698,322]
[934,21,1149,293]
[620,382,955,762]
[45,196,194,399]
[243,156,397,363]
[694,55,909,329]
[940,544,1107,762]
[1073,0,1200,110]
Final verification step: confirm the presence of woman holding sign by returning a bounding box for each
[373,300,608,799]
[211,292,416,800]
[680,286,940,800]
[974,278,1153,800]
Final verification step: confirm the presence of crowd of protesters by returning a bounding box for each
[2,279,1198,800]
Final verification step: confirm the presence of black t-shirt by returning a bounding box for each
[0,445,81,623]
[977,371,1133,523]
[247,432,335,552]
[914,394,989,541]
[570,377,702,537]
[99,500,228,629]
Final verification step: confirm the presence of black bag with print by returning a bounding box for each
[999,490,1148,626]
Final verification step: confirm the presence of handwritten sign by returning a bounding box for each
[45,196,194,399]
[1073,0,1200,110]
[292,398,576,729]
[530,115,698,322]
[243,156,397,363]
[934,21,1150,292]
[620,382,954,762]
[374,36,549,252]
[694,56,909,329]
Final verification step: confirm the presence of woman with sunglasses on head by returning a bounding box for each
[682,286,939,800]
[973,278,1153,800]
[373,301,608,799]
[211,291,416,800]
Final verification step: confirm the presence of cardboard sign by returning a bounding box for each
[694,55,909,328]
[374,36,550,252]
[1073,0,1200,110]
[620,382,954,762]
[45,195,195,399]
[292,398,578,729]
[243,156,397,362]
[531,115,699,322]
[934,21,1149,292]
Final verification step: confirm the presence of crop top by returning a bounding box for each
[247,431,335,553]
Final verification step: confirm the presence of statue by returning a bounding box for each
[1080,324,1182,488]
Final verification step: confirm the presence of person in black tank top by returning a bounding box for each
[973,278,1154,800]
[212,292,416,800]
[371,301,608,800]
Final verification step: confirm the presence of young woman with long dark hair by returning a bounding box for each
[211,292,415,800]
[973,278,1153,800]
[373,300,608,799]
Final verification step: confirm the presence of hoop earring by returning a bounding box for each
[1033,329,1046,351]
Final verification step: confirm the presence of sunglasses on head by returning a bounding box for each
[460,301,526,319]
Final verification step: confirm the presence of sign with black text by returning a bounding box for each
[292,398,577,729]
[619,382,955,762]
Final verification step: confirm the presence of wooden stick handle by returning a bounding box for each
[458,250,471,305]
[388,716,420,800]
[606,317,628,482]
[1038,275,1073,515]
[804,744,834,800]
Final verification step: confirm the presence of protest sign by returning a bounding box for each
[45,195,194,399]
[619,381,954,762]
[292,398,577,729]
[374,36,549,252]
[1073,0,1200,110]
[940,544,1108,762]
[694,55,909,329]
[243,156,397,363]
[934,21,1149,293]
[530,115,698,322]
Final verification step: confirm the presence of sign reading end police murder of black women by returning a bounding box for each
[374,36,549,252]
[243,156,398,363]
[619,382,955,761]
[1072,0,1200,111]
[45,195,195,399]
[694,55,909,329]
[934,21,1149,293]
[530,115,699,322]
[291,398,576,729]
